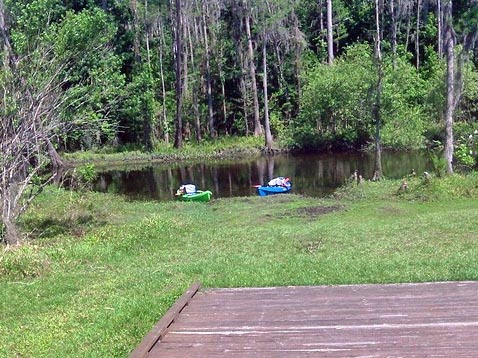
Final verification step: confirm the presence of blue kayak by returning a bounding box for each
[256,182,292,196]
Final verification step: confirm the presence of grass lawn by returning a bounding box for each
[1,174,478,357]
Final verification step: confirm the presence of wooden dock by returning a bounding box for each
[131,281,478,357]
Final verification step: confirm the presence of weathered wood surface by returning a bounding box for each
[130,282,201,358]
[134,281,478,357]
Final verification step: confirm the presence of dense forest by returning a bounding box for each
[1,0,477,150]
[0,1,477,244]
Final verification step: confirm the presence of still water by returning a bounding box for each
[93,151,434,201]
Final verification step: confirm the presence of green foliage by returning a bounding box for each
[335,172,478,202]
[8,0,65,54]
[455,143,475,167]
[2,0,477,153]
[67,163,98,193]
[454,123,478,168]
[76,163,97,184]
[381,55,430,148]
[50,8,125,150]
[121,68,157,150]
[405,173,478,201]
[290,41,445,151]
[49,8,114,61]
[428,151,447,177]
[290,43,374,150]
[458,61,478,123]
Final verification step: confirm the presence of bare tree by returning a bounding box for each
[0,0,68,245]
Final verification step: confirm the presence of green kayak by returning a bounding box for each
[178,190,212,202]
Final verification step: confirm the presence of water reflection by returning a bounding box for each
[93,151,434,201]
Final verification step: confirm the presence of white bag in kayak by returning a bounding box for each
[179,184,196,194]
[268,177,289,187]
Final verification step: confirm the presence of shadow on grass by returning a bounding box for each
[21,214,106,240]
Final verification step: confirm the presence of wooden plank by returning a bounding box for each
[129,282,201,358]
[136,281,478,357]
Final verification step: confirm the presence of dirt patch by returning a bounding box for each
[296,205,344,219]
[378,206,403,215]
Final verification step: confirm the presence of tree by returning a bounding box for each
[243,0,262,136]
[1,1,121,245]
[157,14,171,144]
[437,0,443,58]
[443,0,455,174]
[0,0,66,245]
[173,0,184,148]
[262,31,274,150]
[416,0,422,69]
[373,0,384,178]
[201,0,216,138]
[443,0,478,173]
[57,8,124,151]
[326,0,334,64]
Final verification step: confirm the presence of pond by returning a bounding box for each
[93,151,435,201]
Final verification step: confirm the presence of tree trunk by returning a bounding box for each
[326,0,334,65]
[318,0,324,35]
[244,8,262,136]
[416,0,421,69]
[2,216,21,246]
[46,136,64,169]
[130,0,141,63]
[1,178,21,245]
[187,11,201,143]
[437,0,443,58]
[193,89,202,142]
[239,53,250,136]
[158,17,169,144]
[444,0,454,174]
[220,79,227,131]
[390,0,398,68]
[405,3,412,52]
[202,3,215,139]
[373,0,383,179]
[173,0,183,148]
[144,0,151,66]
[216,42,227,128]
[292,10,302,113]
[0,0,14,67]
[143,1,154,152]
[262,35,273,150]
